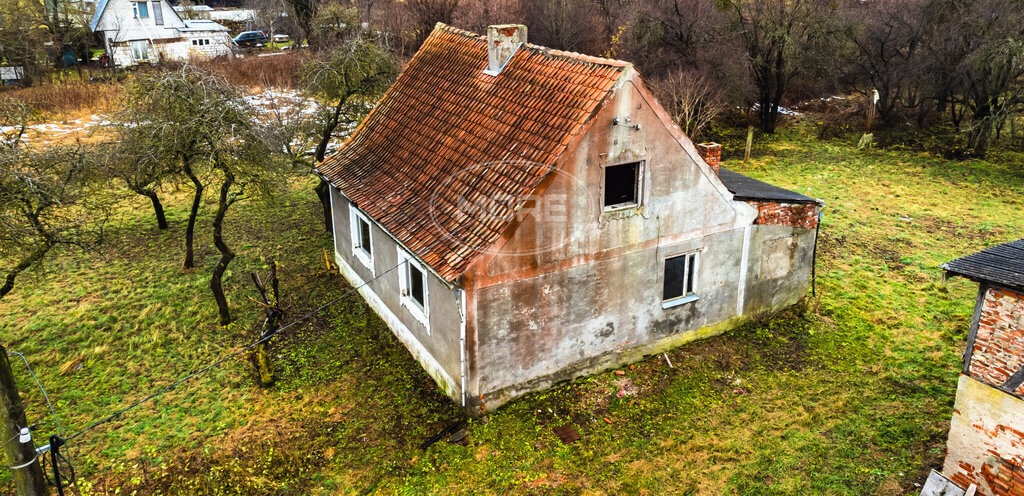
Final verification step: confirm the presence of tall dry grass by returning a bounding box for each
[1,81,123,116]
[200,52,307,89]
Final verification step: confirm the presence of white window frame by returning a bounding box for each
[132,1,149,19]
[662,250,700,309]
[603,160,646,212]
[348,205,374,275]
[397,248,430,332]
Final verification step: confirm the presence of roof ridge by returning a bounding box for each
[434,22,630,69]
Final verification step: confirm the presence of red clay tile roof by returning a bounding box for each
[317,23,628,282]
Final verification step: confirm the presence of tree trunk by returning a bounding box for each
[183,160,204,270]
[967,110,993,159]
[312,97,349,234]
[210,171,236,326]
[1,245,51,301]
[0,343,49,496]
[143,190,168,230]
[315,179,332,233]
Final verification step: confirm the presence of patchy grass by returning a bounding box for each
[2,123,1023,495]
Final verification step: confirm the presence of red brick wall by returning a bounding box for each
[970,288,1024,395]
[696,142,721,173]
[982,458,1024,496]
[746,201,820,229]
[942,375,1024,496]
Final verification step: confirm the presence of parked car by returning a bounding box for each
[232,31,268,47]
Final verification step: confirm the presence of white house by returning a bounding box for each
[90,0,234,67]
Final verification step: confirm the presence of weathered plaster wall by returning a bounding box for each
[330,189,465,403]
[742,225,816,316]
[969,287,1024,395]
[462,71,815,412]
[944,375,1024,496]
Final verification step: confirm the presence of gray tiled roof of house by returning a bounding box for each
[941,238,1024,290]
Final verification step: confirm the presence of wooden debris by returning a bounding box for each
[552,425,580,444]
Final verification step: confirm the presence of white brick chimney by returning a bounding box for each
[484,24,527,76]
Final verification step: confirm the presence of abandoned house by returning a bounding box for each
[930,239,1024,496]
[90,0,233,67]
[316,23,823,414]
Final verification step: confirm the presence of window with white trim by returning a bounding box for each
[603,160,644,210]
[397,248,429,330]
[349,206,373,273]
[663,251,699,308]
[132,1,150,19]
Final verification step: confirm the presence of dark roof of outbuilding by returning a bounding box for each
[718,168,819,204]
[317,23,629,282]
[941,239,1024,291]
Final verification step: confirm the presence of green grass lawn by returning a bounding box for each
[2,126,1022,495]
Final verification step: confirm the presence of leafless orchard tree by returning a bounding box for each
[0,99,33,150]
[300,37,397,232]
[0,145,110,300]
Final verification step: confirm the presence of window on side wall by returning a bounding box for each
[152,0,163,25]
[349,206,373,274]
[397,249,430,331]
[132,1,150,19]
[603,161,643,210]
[663,251,699,308]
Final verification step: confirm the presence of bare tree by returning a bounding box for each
[0,99,33,150]
[845,0,928,124]
[526,0,599,52]
[652,69,727,141]
[99,138,173,230]
[923,0,1024,157]
[0,145,109,300]
[301,37,397,232]
[408,0,460,46]
[720,0,844,133]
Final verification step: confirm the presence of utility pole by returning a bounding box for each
[0,343,48,496]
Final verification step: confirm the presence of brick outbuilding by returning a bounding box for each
[936,239,1024,496]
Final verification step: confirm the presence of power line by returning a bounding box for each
[7,352,64,438]
[1,431,19,450]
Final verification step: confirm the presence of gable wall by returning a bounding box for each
[95,0,183,39]
[461,72,819,411]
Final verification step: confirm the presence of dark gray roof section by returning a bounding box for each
[718,168,820,204]
[941,239,1024,290]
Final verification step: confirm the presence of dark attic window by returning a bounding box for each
[604,161,640,208]
[409,263,425,308]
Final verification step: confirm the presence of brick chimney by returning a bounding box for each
[696,142,722,173]
[484,24,527,76]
